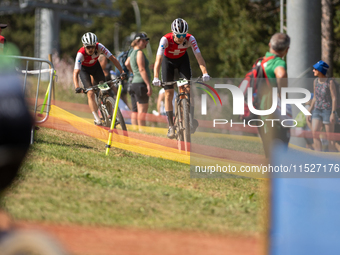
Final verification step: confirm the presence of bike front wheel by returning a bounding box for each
[174,98,184,151]
[102,96,127,131]
[181,98,190,144]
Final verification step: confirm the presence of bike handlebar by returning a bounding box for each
[82,77,123,94]
[160,77,203,87]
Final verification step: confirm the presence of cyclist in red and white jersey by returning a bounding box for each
[153,18,210,139]
[73,32,126,125]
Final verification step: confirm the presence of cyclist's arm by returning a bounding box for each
[97,43,124,74]
[154,37,168,79]
[154,55,163,79]
[189,35,208,75]
[194,52,208,75]
[108,55,124,74]
[73,69,81,89]
[73,53,83,89]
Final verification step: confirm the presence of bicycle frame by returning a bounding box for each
[83,79,122,126]
[161,78,202,151]
[173,80,191,151]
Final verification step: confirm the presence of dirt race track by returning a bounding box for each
[16,221,263,255]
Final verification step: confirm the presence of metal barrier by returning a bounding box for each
[4,55,55,143]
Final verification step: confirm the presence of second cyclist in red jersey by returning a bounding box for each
[152,18,210,139]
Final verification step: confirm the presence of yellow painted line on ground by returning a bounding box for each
[54,106,338,172]
[288,143,340,156]
[54,108,189,164]
[98,137,189,164]
[85,117,262,143]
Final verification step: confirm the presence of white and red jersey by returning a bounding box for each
[156,33,201,59]
[74,42,112,69]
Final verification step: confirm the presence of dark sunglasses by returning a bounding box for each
[175,33,187,38]
[85,46,95,50]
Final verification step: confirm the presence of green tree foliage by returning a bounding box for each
[1,11,35,57]
[6,0,332,79]
[207,0,280,77]
[332,1,340,77]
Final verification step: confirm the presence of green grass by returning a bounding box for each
[1,127,265,234]
[193,135,265,155]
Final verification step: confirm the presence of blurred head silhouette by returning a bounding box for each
[0,44,32,193]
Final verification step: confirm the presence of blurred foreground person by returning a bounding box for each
[0,47,32,195]
[0,45,32,232]
[0,46,70,255]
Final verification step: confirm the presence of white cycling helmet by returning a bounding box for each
[171,18,188,34]
[82,32,98,46]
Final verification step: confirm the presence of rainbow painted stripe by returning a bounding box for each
[196,82,222,106]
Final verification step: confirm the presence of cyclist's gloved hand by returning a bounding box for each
[202,73,211,82]
[152,77,161,86]
[75,87,83,93]
[120,73,127,80]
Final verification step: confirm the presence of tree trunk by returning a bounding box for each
[322,0,333,76]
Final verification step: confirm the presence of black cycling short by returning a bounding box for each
[161,52,191,90]
[79,61,106,89]
[129,82,149,112]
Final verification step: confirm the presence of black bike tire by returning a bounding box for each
[105,97,127,131]
[95,93,105,125]
[181,98,190,144]
[174,99,184,151]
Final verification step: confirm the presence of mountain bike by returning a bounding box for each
[83,78,127,131]
[161,79,194,152]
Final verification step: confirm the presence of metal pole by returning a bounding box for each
[114,22,120,55]
[287,0,321,147]
[287,0,321,79]
[131,1,141,33]
[280,0,284,33]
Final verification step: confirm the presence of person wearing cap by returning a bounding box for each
[152,18,210,139]
[73,32,126,126]
[0,24,7,53]
[124,32,151,128]
[308,60,338,151]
